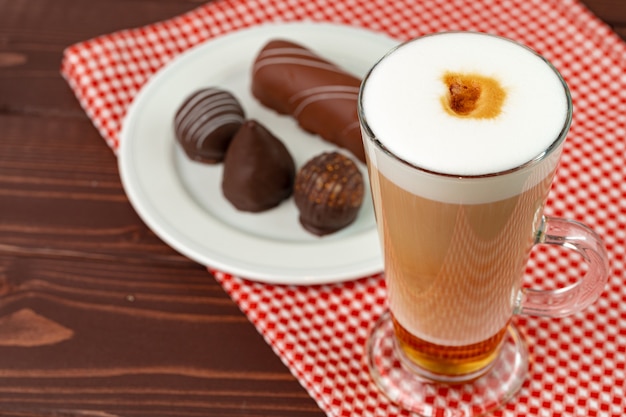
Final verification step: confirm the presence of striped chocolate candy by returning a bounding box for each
[174,87,245,163]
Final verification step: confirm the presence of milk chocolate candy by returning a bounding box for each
[294,152,364,236]
[222,120,296,212]
[174,87,245,163]
[251,39,365,163]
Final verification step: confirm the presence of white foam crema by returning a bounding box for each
[359,32,572,204]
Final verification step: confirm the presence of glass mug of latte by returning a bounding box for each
[358,32,609,414]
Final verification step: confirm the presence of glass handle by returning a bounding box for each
[516,216,610,318]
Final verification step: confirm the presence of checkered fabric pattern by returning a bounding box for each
[61,0,626,415]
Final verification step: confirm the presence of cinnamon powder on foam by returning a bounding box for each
[440,72,507,119]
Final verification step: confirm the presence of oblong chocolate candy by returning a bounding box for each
[251,39,365,163]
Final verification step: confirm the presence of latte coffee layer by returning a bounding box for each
[369,165,555,346]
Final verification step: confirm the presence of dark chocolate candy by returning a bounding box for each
[222,120,296,212]
[251,39,366,163]
[174,87,245,163]
[294,152,364,236]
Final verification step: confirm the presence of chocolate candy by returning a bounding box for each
[251,39,366,163]
[222,120,296,212]
[294,152,364,236]
[174,87,245,163]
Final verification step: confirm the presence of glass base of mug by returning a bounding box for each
[366,311,529,416]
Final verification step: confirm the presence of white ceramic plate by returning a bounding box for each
[119,22,397,285]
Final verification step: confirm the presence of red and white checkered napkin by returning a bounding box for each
[62,0,626,415]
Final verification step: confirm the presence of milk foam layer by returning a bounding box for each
[360,32,570,178]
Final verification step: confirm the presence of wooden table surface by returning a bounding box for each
[0,1,624,416]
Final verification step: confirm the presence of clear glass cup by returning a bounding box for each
[358,32,609,416]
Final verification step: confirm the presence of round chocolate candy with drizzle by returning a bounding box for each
[294,152,364,236]
[174,87,245,163]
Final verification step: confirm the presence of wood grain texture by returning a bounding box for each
[0,0,624,416]
[0,1,322,415]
